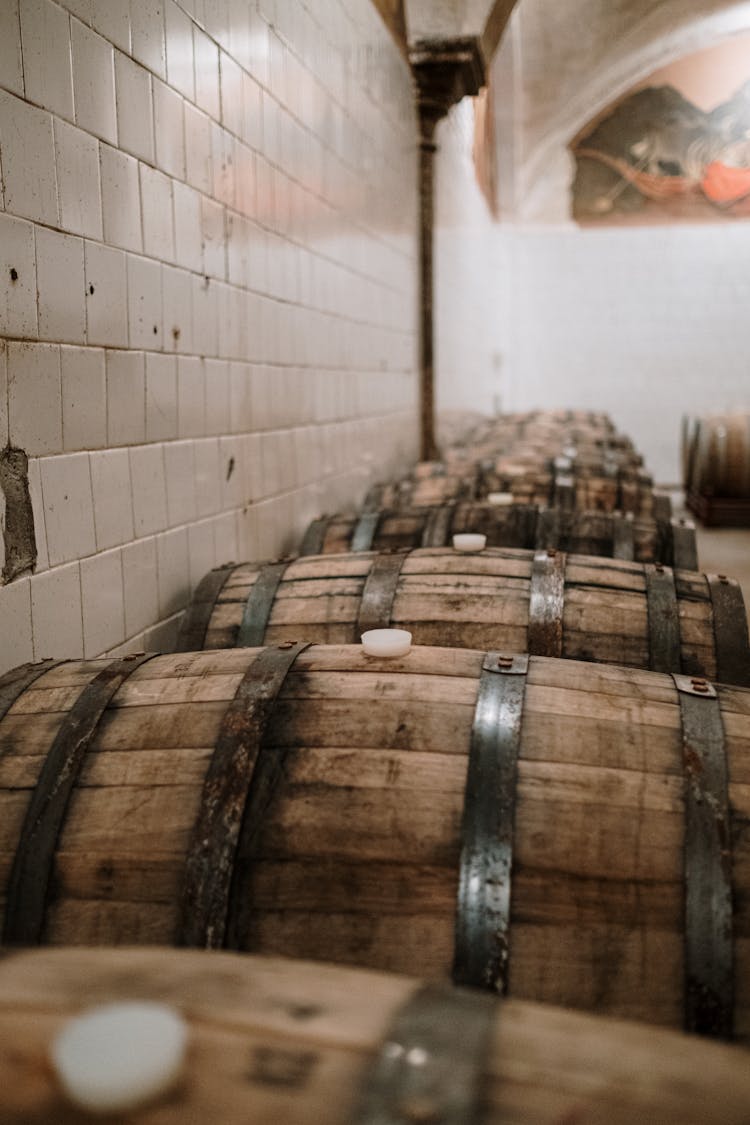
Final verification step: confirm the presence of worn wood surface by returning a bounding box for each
[4,947,750,1124]
[304,506,682,564]
[197,548,733,681]
[2,647,750,1034]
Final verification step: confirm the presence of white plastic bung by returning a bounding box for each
[452,533,487,552]
[51,1002,188,1115]
[487,492,514,506]
[361,628,412,657]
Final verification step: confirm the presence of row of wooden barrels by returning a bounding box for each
[377,410,660,515]
[2,409,750,1121]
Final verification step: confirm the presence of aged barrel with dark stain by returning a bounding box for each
[299,505,696,568]
[2,646,750,1039]
[177,547,745,682]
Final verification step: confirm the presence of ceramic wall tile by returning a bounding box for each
[106,348,145,445]
[0,1,24,99]
[100,143,142,251]
[140,162,175,262]
[71,19,117,143]
[176,355,204,437]
[165,0,194,101]
[19,0,74,119]
[127,252,162,348]
[84,240,128,347]
[193,25,220,119]
[80,546,125,656]
[164,438,196,525]
[0,578,33,672]
[145,352,177,440]
[129,442,167,536]
[36,226,85,343]
[40,450,96,564]
[121,535,158,637]
[90,447,134,549]
[7,342,62,455]
[30,561,83,659]
[172,179,203,273]
[91,0,130,53]
[193,437,221,516]
[184,101,213,193]
[0,90,58,225]
[156,524,189,615]
[162,265,193,353]
[54,117,103,238]
[0,213,38,338]
[114,51,154,162]
[130,0,166,79]
[153,77,186,181]
[187,518,215,590]
[60,344,106,450]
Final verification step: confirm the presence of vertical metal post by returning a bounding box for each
[419,106,440,462]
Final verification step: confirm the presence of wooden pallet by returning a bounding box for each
[687,490,750,527]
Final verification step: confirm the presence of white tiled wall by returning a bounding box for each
[434,99,509,417]
[507,223,750,484]
[0,0,419,673]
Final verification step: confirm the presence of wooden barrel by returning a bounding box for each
[1,646,749,1038]
[476,459,654,515]
[688,413,750,498]
[300,504,698,569]
[366,461,479,510]
[5,947,750,1125]
[177,548,750,685]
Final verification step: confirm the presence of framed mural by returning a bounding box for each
[571,35,750,223]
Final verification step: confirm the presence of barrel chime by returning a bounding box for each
[3,409,750,1121]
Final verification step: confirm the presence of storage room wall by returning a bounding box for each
[0,0,420,675]
[433,96,510,419]
[506,222,750,484]
[495,0,750,484]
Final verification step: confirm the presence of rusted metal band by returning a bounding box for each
[0,659,61,730]
[236,560,292,648]
[358,552,409,635]
[670,517,698,572]
[527,549,566,658]
[175,565,235,652]
[420,504,454,548]
[300,517,327,557]
[177,641,310,950]
[534,507,560,552]
[3,653,156,946]
[453,652,529,992]
[612,513,635,561]
[672,674,734,1038]
[645,563,681,673]
[351,511,381,553]
[353,983,496,1125]
[707,574,750,687]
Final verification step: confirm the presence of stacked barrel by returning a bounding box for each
[3,408,750,1121]
[684,411,750,525]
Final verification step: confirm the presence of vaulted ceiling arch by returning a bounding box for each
[502,0,750,219]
